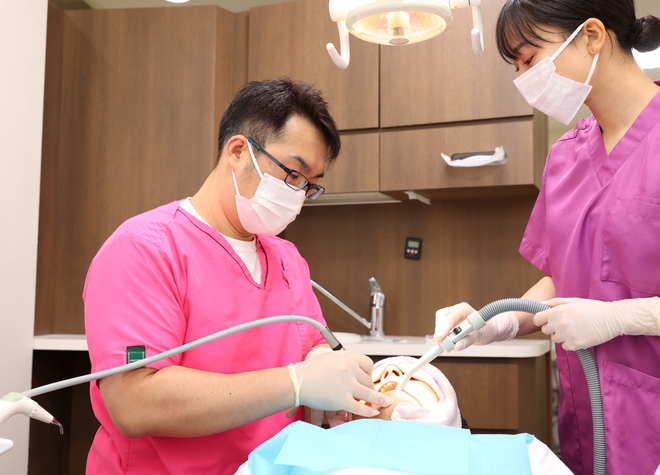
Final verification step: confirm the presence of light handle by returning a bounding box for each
[326,20,350,69]
[470,4,484,57]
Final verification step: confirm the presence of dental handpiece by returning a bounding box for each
[0,393,64,434]
[397,311,487,391]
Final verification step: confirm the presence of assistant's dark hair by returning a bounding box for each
[495,0,660,63]
[217,77,341,166]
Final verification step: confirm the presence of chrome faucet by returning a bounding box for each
[368,278,386,340]
[310,277,387,340]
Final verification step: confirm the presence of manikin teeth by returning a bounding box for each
[379,381,398,393]
[375,375,427,408]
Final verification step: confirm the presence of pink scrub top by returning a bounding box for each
[520,83,660,475]
[83,201,327,475]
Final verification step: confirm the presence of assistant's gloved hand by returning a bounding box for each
[434,303,519,351]
[288,350,393,425]
[533,297,660,350]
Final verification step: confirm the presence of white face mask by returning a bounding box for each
[513,22,599,125]
[232,141,306,236]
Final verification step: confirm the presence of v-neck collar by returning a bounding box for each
[590,84,660,185]
[177,205,269,289]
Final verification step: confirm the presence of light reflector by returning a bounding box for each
[348,9,449,45]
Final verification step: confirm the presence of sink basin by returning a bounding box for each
[361,336,408,343]
[333,332,362,344]
[332,333,409,344]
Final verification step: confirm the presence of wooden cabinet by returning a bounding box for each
[247,0,380,131]
[287,195,545,338]
[433,356,550,442]
[247,0,546,197]
[316,114,547,198]
[36,6,248,335]
[38,1,548,334]
[29,350,98,475]
[317,131,380,194]
[380,114,547,195]
[380,0,531,128]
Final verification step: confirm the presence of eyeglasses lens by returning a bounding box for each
[306,186,324,199]
[284,171,307,189]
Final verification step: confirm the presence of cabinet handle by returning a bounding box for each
[440,146,507,167]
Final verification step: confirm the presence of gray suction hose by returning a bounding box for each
[23,316,342,398]
[478,299,606,475]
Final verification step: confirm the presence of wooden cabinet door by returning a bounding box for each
[380,0,531,127]
[36,7,245,335]
[316,131,379,194]
[379,117,546,192]
[248,0,380,131]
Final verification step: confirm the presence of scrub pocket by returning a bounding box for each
[601,197,660,295]
[601,360,660,474]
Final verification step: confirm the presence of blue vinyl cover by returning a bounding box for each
[248,419,533,475]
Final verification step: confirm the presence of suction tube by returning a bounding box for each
[477,299,606,475]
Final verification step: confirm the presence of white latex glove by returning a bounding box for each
[288,350,393,423]
[434,303,519,351]
[285,347,346,426]
[533,297,660,351]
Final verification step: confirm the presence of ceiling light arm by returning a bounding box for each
[470,3,484,57]
[327,20,351,69]
[450,0,483,57]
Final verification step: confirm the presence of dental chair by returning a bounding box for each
[235,357,572,475]
[235,418,570,475]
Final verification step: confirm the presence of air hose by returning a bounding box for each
[1,316,343,457]
[23,316,342,398]
[478,299,606,475]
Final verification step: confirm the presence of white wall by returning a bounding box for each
[0,1,48,474]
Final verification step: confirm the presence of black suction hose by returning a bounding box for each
[477,299,606,475]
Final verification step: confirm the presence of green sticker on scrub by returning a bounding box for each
[126,345,146,364]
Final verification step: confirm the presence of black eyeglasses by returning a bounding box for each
[246,138,325,200]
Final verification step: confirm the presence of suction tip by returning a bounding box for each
[52,418,64,435]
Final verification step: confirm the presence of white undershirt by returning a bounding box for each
[179,198,262,284]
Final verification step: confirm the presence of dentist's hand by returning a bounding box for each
[291,351,393,424]
[533,297,660,350]
[434,303,519,351]
[286,347,354,426]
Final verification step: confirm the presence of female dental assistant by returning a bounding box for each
[83,78,392,475]
[434,1,660,474]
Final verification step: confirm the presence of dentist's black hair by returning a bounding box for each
[217,77,341,166]
[495,0,660,64]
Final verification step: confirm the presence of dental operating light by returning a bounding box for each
[327,0,484,69]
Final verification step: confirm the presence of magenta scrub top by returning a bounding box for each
[83,201,327,475]
[520,83,660,475]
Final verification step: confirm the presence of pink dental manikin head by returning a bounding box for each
[355,356,462,428]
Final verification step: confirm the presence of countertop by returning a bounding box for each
[342,336,550,358]
[34,334,550,358]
